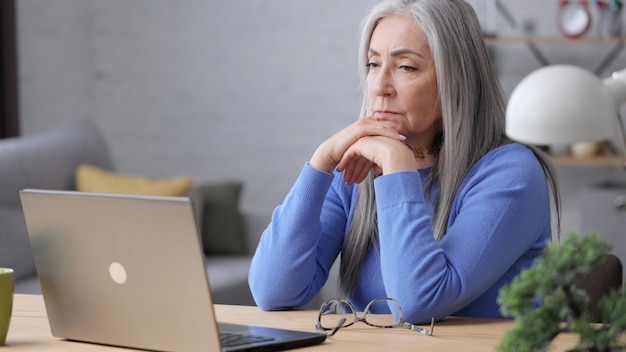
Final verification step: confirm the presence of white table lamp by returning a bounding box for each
[506,65,626,149]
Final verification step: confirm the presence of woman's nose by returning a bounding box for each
[372,68,395,97]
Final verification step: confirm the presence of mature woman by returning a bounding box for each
[248,0,560,324]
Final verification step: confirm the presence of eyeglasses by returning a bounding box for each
[315,297,435,337]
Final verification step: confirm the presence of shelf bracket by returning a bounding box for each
[593,41,625,76]
[526,42,552,66]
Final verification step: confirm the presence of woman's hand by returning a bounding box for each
[309,117,416,183]
[338,135,417,184]
[309,117,406,174]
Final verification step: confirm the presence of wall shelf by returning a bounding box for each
[549,154,626,167]
[484,36,626,75]
[489,35,626,168]
[484,36,626,45]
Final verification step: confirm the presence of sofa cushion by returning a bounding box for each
[76,164,192,196]
[199,182,247,255]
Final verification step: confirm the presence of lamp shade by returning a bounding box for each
[506,65,616,145]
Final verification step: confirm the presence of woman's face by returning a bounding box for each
[366,14,442,150]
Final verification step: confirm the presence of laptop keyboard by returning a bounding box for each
[220,332,276,347]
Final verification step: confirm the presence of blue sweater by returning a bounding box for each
[248,144,551,324]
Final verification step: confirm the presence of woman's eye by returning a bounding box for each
[366,62,380,69]
[400,65,417,72]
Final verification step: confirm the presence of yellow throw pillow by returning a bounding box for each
[76,164,192,196]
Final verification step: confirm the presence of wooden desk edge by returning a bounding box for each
[8,294,581,351]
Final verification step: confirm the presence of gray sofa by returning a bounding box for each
[0,120,263,305]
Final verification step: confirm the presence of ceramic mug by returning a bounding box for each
[0,268,13,345]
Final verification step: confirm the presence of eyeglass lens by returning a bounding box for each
[319,300,354,330]
[364,298,401,327]
[318,299,401,330]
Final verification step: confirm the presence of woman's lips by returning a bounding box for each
[374,110,398,118]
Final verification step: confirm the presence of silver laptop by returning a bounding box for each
[19,189,326,352]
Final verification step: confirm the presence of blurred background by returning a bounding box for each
[10,0,626,241]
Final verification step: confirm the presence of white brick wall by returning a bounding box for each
[16,0,626,235]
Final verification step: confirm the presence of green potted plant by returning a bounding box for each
[497,232,626,352]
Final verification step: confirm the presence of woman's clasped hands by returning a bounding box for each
[309,116,419,185]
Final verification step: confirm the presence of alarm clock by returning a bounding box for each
[557,0,592,38]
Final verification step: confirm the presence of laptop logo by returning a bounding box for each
[109,262,127,285]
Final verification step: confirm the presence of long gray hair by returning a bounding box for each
[339,0,561,295]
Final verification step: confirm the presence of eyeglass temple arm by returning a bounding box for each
[404,317,435,336]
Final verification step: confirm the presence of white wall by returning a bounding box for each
[16,0,626,236]
[17,0,379,225]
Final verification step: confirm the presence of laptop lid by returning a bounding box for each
[19,189,325,352]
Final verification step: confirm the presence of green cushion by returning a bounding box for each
[200,182,247,255]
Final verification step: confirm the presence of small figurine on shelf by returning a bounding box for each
[596,0,623,37]
[570,140,608,159]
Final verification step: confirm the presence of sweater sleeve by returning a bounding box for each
[248,163,351,310]
[374,145,551,323]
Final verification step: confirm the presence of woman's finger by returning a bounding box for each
[344,157,374,185]
[352,159,374,184]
